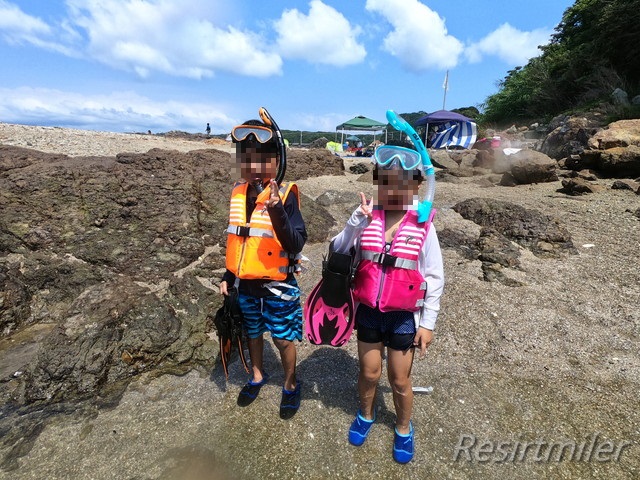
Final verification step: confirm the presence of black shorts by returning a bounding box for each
[355,304,416,351]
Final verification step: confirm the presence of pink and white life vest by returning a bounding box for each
[352,209,434,312]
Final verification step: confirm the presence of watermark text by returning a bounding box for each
[453,433,632,463]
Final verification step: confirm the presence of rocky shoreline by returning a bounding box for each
[1,122,639,479]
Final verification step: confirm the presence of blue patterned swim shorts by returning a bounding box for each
[238,280,303,342]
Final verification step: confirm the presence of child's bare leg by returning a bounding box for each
[273,338,297,391]
[248,335,265,382]
[357,341,384,419]
[387,347,414,434]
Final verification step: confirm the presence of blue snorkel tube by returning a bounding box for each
[385,110,435,223]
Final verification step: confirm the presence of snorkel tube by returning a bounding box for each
[385,110,435,223]
[259,107,287,185]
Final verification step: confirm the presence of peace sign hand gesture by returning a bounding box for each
[266,179,281,208]
[358,192,373,220]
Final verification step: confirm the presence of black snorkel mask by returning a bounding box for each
[231,107,286,193]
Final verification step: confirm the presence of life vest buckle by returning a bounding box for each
[233,225,251,237]
[378,252,398,267]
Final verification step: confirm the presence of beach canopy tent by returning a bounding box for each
[336,115,387,144]
[415,110,477,149]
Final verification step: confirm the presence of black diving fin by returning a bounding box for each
[304,243,356,347]
[212,287,250,378]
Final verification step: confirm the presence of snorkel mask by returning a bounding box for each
[382,110,435,223]
[231,107,287,191]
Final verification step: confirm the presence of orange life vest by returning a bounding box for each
[225,181,301,280]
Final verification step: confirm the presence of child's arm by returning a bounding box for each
[267,184,307,254]
[220,269,235,295]
[417,225,445,331]
[331,192,372,254]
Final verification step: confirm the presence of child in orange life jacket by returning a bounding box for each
[220,118,307,419]
[331,140,444,463]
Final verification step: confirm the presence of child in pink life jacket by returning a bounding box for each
[331,140,444,464]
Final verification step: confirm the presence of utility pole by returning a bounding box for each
[442,70,449,110]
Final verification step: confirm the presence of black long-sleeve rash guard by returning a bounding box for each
[221,187,307,297]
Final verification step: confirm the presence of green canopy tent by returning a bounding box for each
[336,115,387,145]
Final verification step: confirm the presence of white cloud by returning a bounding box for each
[292,111,352,132]
[466,23,553,65]
[0,87,238,133]
[63,0,282,78]
[365,0,464,71]
[275,0,365,66]
[0,0,51,37]
[0,1,76,55]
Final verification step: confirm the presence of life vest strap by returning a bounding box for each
[263,281,299,301]
[226,225,274,238]
[361,251,417,270]
[279,251,302,260]
[278,265,301,274]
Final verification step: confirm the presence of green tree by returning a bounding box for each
[482,0,640,124]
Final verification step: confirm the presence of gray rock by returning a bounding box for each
[348,162,369,174]
[477,228,521,268]
[507,150,558,184]
[568,150,601,171]
[315,190,357,206]
[471,177,496,188]
[499,172,518,187]
[9,269,221,411]
[523,129,545,140]
[0,144,340,413]
[453,198,576,257]
[492,149,512,174]
[611,180,640,191]
[473,149,494,169]
[611,88,630,106]
[569,145,640,179]
[429,149,459,170]
[449,150,478,169]
[309,137,329,149]
[588,119,640,150]
[598,145,640,177]
[566,169,599,181]
[434,171,463,183]
[481,262,524,287]
[539,117,596,160]
[560,178,604,195]
[436,228,479,260]
[632,95,640,106]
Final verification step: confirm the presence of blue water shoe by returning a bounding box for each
[348,410,376,446]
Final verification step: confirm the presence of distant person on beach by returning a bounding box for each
[220,115,307,419]
[206,123,211,136]
[331,137,444,463]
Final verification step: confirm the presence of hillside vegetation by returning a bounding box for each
[482,0,640,124]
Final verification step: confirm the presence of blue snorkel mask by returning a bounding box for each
[382,110,436,223]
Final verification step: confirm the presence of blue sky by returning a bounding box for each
[0,0,573,134]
